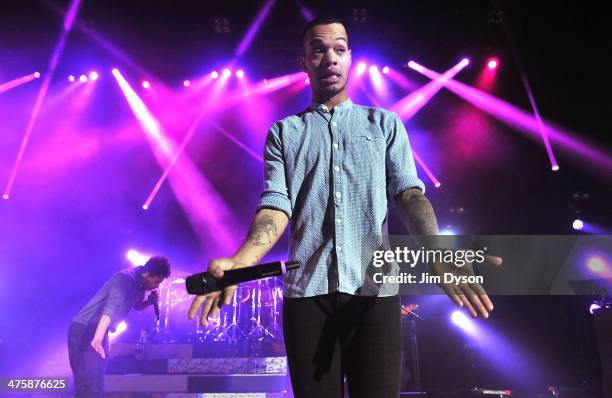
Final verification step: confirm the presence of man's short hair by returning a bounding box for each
[300,15,348,50]
[143,256,171,278]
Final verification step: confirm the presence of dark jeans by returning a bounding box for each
[67,322,108,398]
[283,292,401,398]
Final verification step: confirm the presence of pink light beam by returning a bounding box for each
[394,59,470,120]
[360,79,441,189]
[411,64,611,172]
[0,72,41,94]
[522,75,559,171]
[3,0,82,199]
[142,71,305,209]
[235,0,277,57]
[111,68,172,155]
[112,70,238,251]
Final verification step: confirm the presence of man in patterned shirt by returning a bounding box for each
[189,16,494,398]
[69,256,170,397]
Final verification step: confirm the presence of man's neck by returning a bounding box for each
[313,90,349,111]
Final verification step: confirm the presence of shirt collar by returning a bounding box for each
[309,98,353,113]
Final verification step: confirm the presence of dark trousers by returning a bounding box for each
[283,292,401,398]
[67,322,108,398]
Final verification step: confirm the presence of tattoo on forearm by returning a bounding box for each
[398,190,439,235]
[248,215,278,246]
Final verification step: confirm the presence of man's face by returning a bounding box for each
[142,272,164,290]
[301,23,352,99]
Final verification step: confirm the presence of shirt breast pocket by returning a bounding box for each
[346,132,386,181]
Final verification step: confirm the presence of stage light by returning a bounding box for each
[487,58,498,70]
[368,65,384,89]
[587,256,607,273]
[551,164,560,171]
[68,75,75,82]
[183,80,191,87]
[236,69,245,79]
[34,72,41,78]
[222,68,231,78]
[382,66,390,74]
[126,249,149,266]
[2,194,8,200]
[410,150,442,190]
[109,321,127,340]
[79,74,88,83]
[440,228,456,235]
[407,61,424,73]
[451,310,475,333]
[460,58,470,67]
[142,80,150,89]
[305,77,310,84]
[111,68,119,75]
[142,204,149,210]
[211,71,219,79]
[116,321,127,333]
[356,62,367,75]
[572,219,584,230]
[89,71,99,81]
[590,302,602,314]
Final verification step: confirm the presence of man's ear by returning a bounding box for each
[298,55,307,72]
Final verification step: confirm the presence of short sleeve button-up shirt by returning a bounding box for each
[257,99,425,298]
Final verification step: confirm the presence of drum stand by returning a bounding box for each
[223,287,246,343]
[247,280,275,342]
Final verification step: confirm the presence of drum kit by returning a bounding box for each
[159,276,284,344]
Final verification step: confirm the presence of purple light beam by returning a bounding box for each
[235,0,277,57]
[395,59,469,120]
[0,72,40,94]
[3,0,82,199]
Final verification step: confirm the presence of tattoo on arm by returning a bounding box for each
[397,189,440,235]
[248,215,279,246]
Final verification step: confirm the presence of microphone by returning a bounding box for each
[150,290,160,321]
[186,260,300,295]
[153,301,160,320]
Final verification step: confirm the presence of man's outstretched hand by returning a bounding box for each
[430,255,502,318]
[187,258,243,326]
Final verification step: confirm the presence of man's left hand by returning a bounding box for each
[90,338,106,359]
[430,254,502,318]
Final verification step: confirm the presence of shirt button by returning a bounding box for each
[334,165,340,172]
[335,192,341,198]
[366,135,372,141]
[332,121,337,127]
[336,218,342,223]
[337,246,342,251]
[333,143,339,149]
